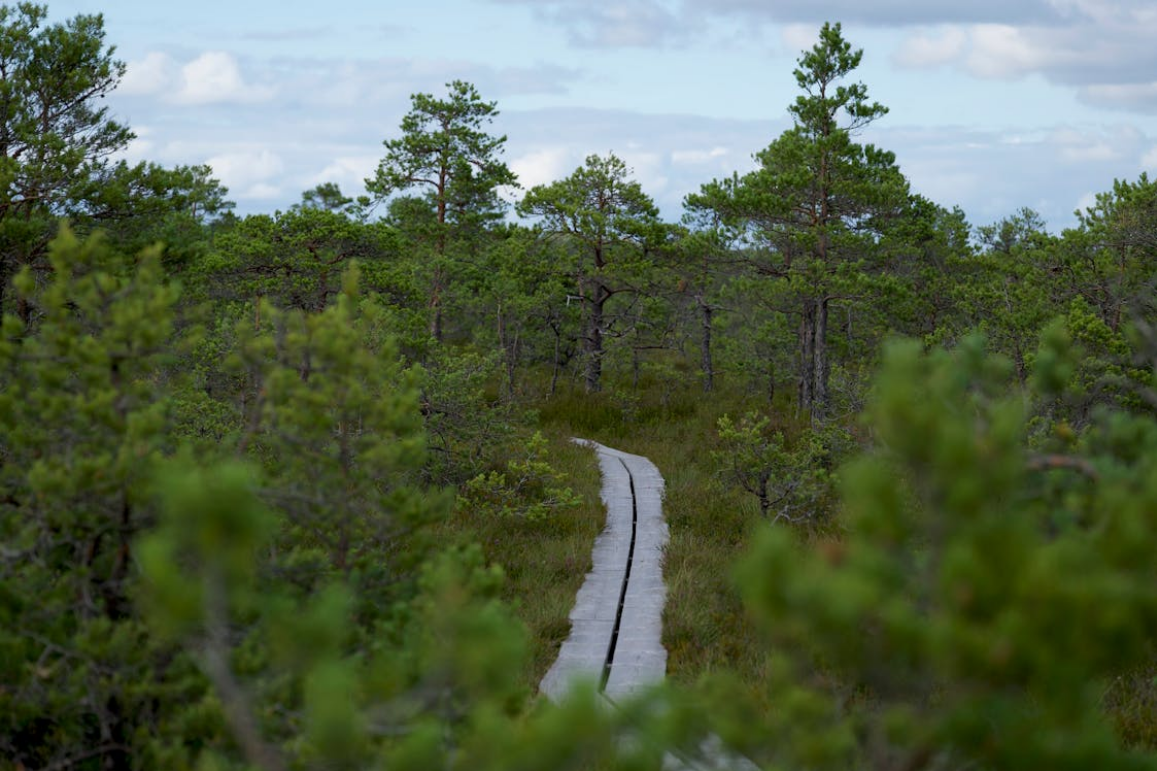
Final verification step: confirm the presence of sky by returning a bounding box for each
[43,0,1157,230]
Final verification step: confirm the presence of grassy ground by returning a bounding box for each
[436,432,605,693]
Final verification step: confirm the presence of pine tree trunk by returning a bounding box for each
[758,471,771,518]
[700,299,714,393]
[585,288,605,394]
[550,327,562,396]
[0,257,9,319]
[812,297,830,423]
[432,179,447,343]
[508,331,520,398]
[1012,343,1027,386]
[429,291,443,342]
[497,302,516,399]
[798,299,816,417]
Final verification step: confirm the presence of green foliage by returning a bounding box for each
[714,411,842,524]
[873,195,974,347]
[0,229,553,768]
[95,162,234,271]
[518,153,665,393]
[138,458,538,770]
[296,181,356,215]
[1074,172,1157,330]
[687,22,908,421]
[790,21,888,132]
[227,267,444,606]
[367,80,516,341]
[204,208,399,312]
[138,461,276,640]
[0,3,130,222]
[419,345,519,485]
[0,5,232,316]
[459,431,582,521]
[468,226,579,398]
[0,3,128,311]
[367,80,515,228]
[435,432,604,691]
[736,335,1157,769]
[519,153,662,249]
[0,227,181,766]
[536,389,628,435]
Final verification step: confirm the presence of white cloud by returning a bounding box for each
[309,155,381,192]
[120,52,175,96]
[692,0,1060,26]
[1078,81,1157,112]
[1059,143,1119,163]
[1049,125,1143,164]
[118,125,155,164]
[619,148,669,194]
[242,182,283,199]
[205,149,285,198]
[116,50,275,106]
[870,122,1157,228]
[510,147,575,189]
[893,26,968,68]
[96,25,1157,233]
[780,23,819,52]
[1047,0,1152,26]
[877,5,1157,113]
[498,0,1062,38]
[584,2,680,47]
[174,52,275,105]
[1052,128,1118,162]
[964,24,1054,78]
[671,147,730,165]
[494,0,689,48]
[1000,130,1050,145]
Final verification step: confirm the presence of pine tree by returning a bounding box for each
[689,22,908,422]
[734,334,1157,769]
[518,153,664,393]
[366,81,516,342]
[0,227,179,767]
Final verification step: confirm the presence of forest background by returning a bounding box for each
[4,4,1157,770]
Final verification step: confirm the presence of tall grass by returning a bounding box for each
[436,433,604,692]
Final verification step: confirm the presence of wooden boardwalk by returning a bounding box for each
[539,439,668,702]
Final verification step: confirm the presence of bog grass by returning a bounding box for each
[437,432,605,693]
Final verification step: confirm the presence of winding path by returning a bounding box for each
[541,441,760,771]
[539,439,669,701]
